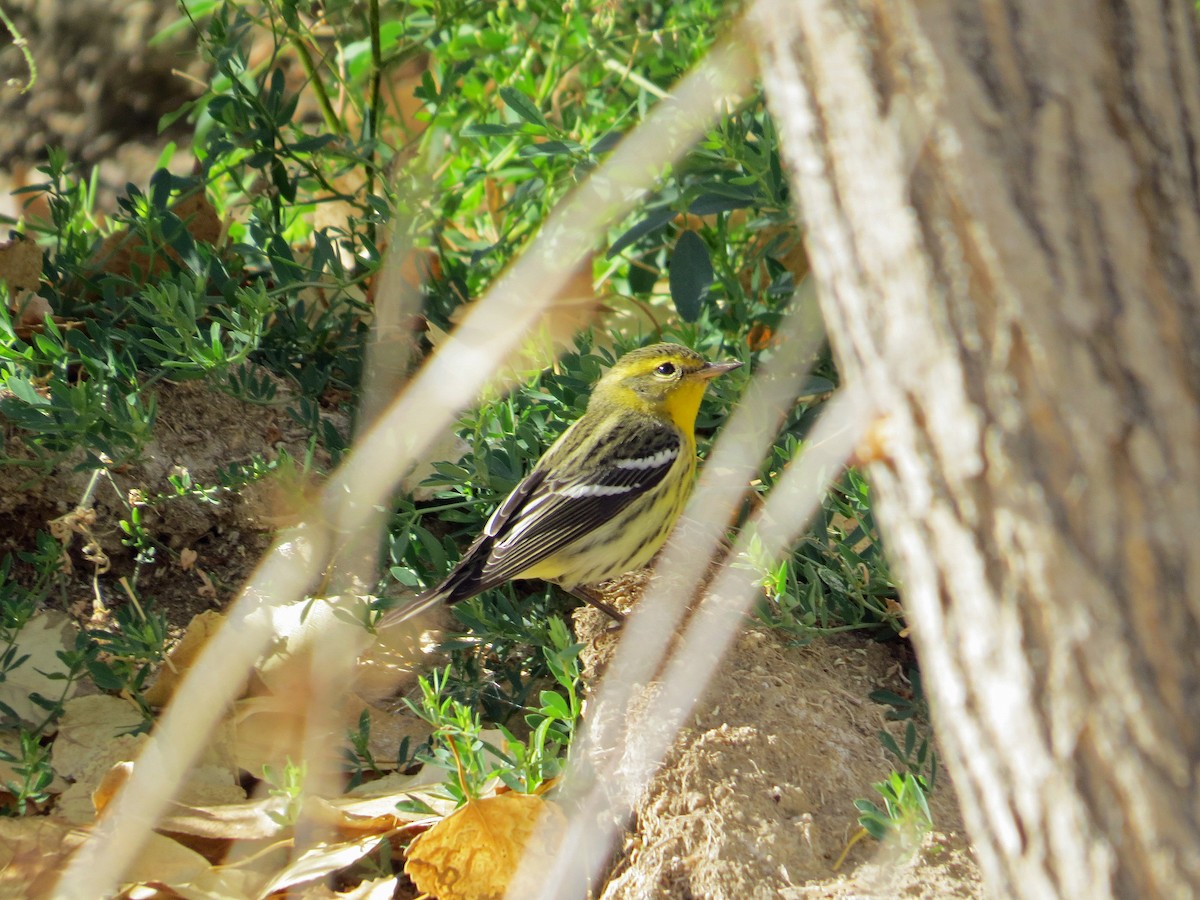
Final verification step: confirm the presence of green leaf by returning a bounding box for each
[289,134,337,154]
[518,140,581,157]
[4,376,47,406]
[461,123,522,138]
[668,230,713,322]
[590,132,622,154]
[538,690,570,720]
[627,254,660,295]
[687,194,751,216]
[607,207,675,259]
[499,86,547,127]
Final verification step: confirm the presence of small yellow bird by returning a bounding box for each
[379,343,742,626]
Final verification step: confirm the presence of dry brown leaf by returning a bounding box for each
[259,833,389,896]
[91,760,133,814]
[230,691,320,778]
[195,567,218,600]
[342,768,448,808]
[58,730,243,825]
[159,795,289,842]
[404,792,566,900]
[56,735,144,824]
[0,816,88,898]
[0,234,43,290]
[746,322,774,352]
[170,192,222,245]
[120,831,269,899]
[252,597,375,694]
[144,610,228,708]
[121,832,213,891]
[12,291,54,337]
[89,189,221,284]
[0,611,79,726]
[51,694,145,780]
[302,777,450,841]
[314,876,398,899]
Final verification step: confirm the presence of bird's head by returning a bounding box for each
[591,343,742,435]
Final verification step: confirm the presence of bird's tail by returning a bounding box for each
[376,586,449,628]
[375,560,488,628]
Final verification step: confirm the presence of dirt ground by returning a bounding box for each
[570,582,983,900]
[0,374,330,632]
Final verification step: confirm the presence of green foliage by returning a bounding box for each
[854,771,933,844]
[397,666,497,809]
[262,758,308,826]
[85,601,169,720]
[0,729,56,811]
[848,670,939,852]
[398,626,583,811]
[343,708,415,791]
[747,466,902,640]
[871,669,939,791]
[499,617,584,793]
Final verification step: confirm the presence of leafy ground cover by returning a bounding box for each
[0,1,978,895]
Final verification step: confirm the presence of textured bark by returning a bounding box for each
[750,0,1200,896]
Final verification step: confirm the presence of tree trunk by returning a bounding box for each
[750,0,1200,896]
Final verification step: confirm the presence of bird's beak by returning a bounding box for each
[694,360,743,380]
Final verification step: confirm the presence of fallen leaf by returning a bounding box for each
[159,799,281,842]
[0,612,79,727]
[251,597,375,693]
[91,760,132,814]
[195,567,218,600]
[230,689,330,779]
[12,291,53,337]
[0,234,43,290]
[258,833,388,895]
[89,189,221,284]
[404,792,566,900]
[56,736,144,824]
[121,831,213,889]
[343,768,447,804]
[746,322,774,351]
[317,876,398,899]
[56,729,243,825]
[51,694,145,781]
[144,611,229,708]
[120,831,267,899]
[0,816,87,897]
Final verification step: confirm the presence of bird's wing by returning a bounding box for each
[468,417,684,590]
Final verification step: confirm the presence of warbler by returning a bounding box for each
[379,343,742,626]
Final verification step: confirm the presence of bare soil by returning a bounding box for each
[572,588,983,900]
[0,373,334,632]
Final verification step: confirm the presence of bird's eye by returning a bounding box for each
[654,362,677,377]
